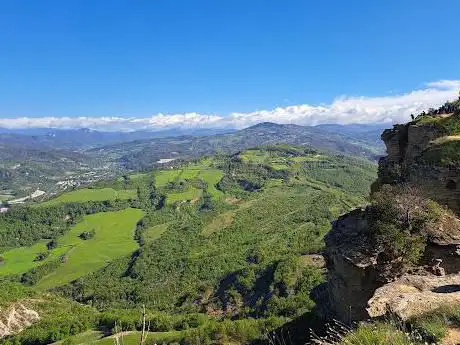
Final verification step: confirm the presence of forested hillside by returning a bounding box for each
[0,144,376,344]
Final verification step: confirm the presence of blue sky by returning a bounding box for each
[1,0,460,129]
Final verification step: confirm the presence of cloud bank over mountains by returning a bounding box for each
[1,80,459,131]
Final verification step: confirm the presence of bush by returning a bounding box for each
[79,229,95,240]
[369,185,444,272]
[47,239,58,250]
[34,252,50,262]
[340,323,412,345]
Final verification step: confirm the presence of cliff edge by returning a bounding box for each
[318,97,460,323]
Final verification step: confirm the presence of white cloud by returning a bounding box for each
[1,80,459,131]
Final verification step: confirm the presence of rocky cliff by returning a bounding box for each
[318,101,460,323]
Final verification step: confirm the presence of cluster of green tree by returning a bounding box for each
[79,229,96,240]
[368,184,445,278]
[1,297,97,345]
[0,281,32,308]
[301,156,376,196]
[34,251,50,262]
[2,305,284,345]
[216,154,289,194]
[0,280,284,345]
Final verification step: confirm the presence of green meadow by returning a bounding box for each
[197,169,224,197]
[166,187,203,204]
[36,188,137,207]
[0,241,68,276]
[35,208,144,289]
[155,169,183,186]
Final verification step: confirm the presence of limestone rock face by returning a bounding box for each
[322,208,379,322]
[367,274,460,320]
[379,122,460,214]
[318,114,460,323]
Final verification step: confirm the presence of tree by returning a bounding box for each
[370,184,443,270]
[122,174,130,189]
[47,239,58,250]
[79,229,95,240]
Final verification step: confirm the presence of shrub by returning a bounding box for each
[340,323,412,345]
[79,229,95,240]
[411,305,460,343]
[34,252,50,262]
[47,239,58,250]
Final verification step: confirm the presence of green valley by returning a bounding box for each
[0,144,377,345]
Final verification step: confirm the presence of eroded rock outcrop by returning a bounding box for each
[367,274,460,320]
[376,115,460,213]
[319,106,460,323]
[0,302,40,338]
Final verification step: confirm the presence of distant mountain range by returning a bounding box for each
[0,127,236,150]
[91,122,386,170]
[0,122,386,198]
